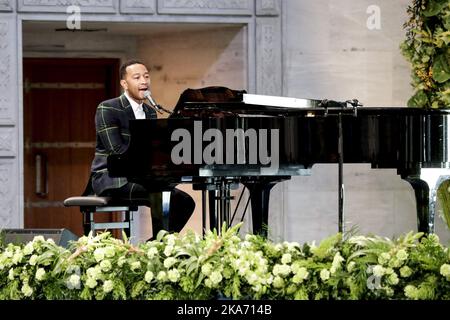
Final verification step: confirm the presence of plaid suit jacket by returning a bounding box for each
[90,94,157,195]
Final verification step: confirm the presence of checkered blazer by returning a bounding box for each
[90,94,157,195]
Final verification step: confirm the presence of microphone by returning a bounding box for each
[143,90,163,114]
[143,90,173,115]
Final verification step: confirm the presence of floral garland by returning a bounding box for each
[400,0,450,108]
[0,224,449,300]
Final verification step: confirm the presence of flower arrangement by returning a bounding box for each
[400,0,450,108]
[0,224,449,300]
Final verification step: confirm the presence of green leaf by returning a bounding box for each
[437,179,450,229]
[423,0,447,17]
[407,90,430,107]
[432,53,450,83]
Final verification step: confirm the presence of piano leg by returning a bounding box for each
[243,177,290,238]
[405,178,432,233]
[404,169,450,234]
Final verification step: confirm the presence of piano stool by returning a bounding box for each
[63,196,137,237]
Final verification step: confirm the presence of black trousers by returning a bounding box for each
[100,183,195,236]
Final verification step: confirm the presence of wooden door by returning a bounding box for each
[23,58,120,236]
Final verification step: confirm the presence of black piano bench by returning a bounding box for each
[63,196,137,237]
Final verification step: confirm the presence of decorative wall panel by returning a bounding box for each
[0,161,17,228]
[0,127,15,157]
[120,0,155,14]
[256,17,281,95]
[0,0,13,12]
[0,16,16,125]
[256,0,279,16]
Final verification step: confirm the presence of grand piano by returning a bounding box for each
[108,86,450,236]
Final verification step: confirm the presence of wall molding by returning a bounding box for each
[157,0,253,15]
[18,0,118,13]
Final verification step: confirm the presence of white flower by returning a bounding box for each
[35,268,46,281]
[21,283,33,297]
[33,235,45,242]
[272,264,291,277]
[8,268,14,280]
[296,267,309,280]
[201,263,213,276]
[93,248,106,262]
[168,269,181,283]
[388,258,402,268]
[331,252,344,271]
[283,241,300,252]
[252,283,262,293]
[292,267,309,284]
[104,246,115,258]
[440,264,450,278]
[404,285,418,299]
[347,261,356,273]
[103,280,114,293]
[166,234,177,246]
[387,273,399,285]
[147,247,158,259]
[378,252,391,265]
[87,267,102,280]
[241,241,252,249]
[157,271,167,282]
[400,266,413,278]
[320,269,330,281]
[144,271,154,283]
[209,271,223,285]
[86,277,98,289]
[29,255,38,266]
[100,260,112,272]
[164,257,177,269]
[281,253,292,265]
[385,287,394,297]
[23,242,34,255]
[372,265,385,278]
[67,274,81,289]
[12,251,23,265]
[384,268,394,275]
[117,256,126,267]
[245,272,259,285]
[130,261,141,271]
[204,278,213,288]
[396,249,408,261]
[273,276,285,288]
[164,245,174,256]
[5,249,13,258]
[244,234,255,241]
[47,238,55,245]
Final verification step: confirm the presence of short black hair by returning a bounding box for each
[119,59,148,80]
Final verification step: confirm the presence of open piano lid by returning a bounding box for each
[172,86,324,117]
